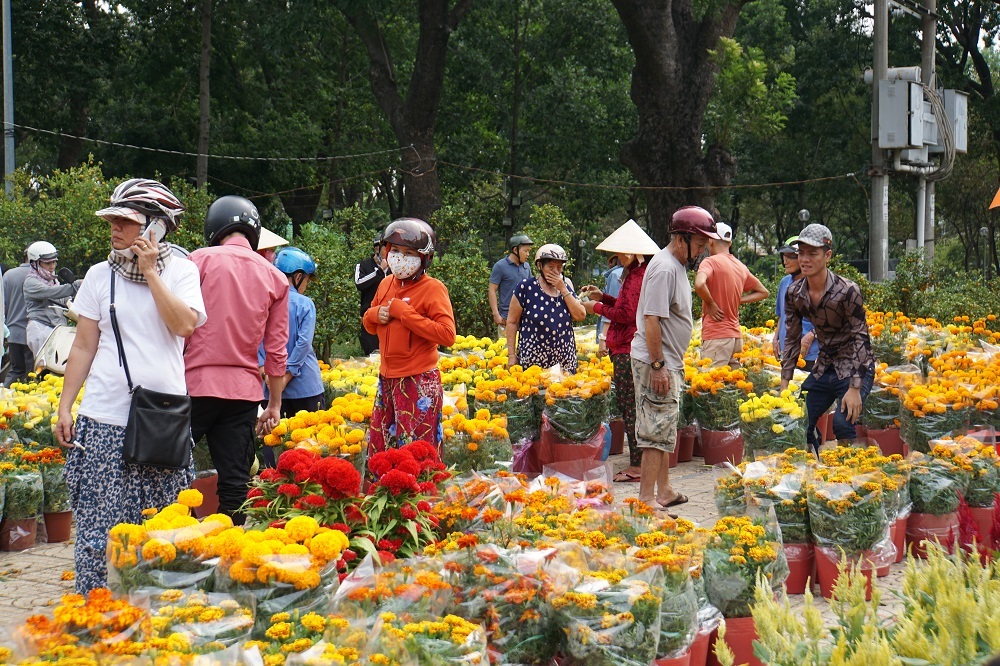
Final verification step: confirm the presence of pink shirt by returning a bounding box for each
[185,236,290,401]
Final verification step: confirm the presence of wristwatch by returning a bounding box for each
[651,359,665,370]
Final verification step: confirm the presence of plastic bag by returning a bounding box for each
[742,456,812,544]
[691,386,744,431]
[443,383,469,417]
[543,391,609,442]
[41,464,71,513]
[657,574,698,659]
[134,588,255,648]
[535,414,607,468]
[552,562,663,666]
[738,392,808,460]
[330,554,451,629]
[908,451,969,515]
[806,467,894,563]
[900,385,973,453]
[441,413,513,473]
[713,463,746,517]
[107,522,224,594]
[3,470,43,520]
[863,365,920,429]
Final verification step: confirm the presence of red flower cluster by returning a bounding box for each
[309,457,361,499]
[277,449,319,483]
[379,469,420,496]
[277,483,302,498]
[369,449,421,479]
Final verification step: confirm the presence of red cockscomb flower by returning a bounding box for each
[302,494,327,508]
[277,449,318,476]
[341,548,358,562]
[418,481,437,494]
[399,505,418,520]
[416,501,431,512]
[259,468,286,483]
[376,550,396,564]
[400,440,439,462]
[378,469,419,496]
[330,522,351,534]
[344,504,368,525]
[247,488,265,499]
[253,499,270,508]
[278,483,302,498]
[309,457,361,499]
[377,539,398,552]
[368,449,421,479]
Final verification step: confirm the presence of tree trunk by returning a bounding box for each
[196,0,212,188]
[337,0,473,221]
[610,0,746,244]
[56,94,88,170]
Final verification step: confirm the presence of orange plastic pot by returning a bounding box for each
[969,506,994,548]
[655,649,692,666]
[906,512,958,559]
[688,628,711,666]
[816,412,833,443]
[191,473,221,519]
[814,546,874,600]
[676,425,697,462]
[783,542,814,595]
[707,616,761,666]
[867,427,907,457]
[43,511,73,543]
[700,429,743,466]
[893,515,907,563]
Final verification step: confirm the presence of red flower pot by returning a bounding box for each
[191,473,221,519]
[700,429,743,466]
[707,616,761,666]
[609,419,625,456]
[44,511,73,543]
[814,546,874,600]
[893,515,907,563]
[692,428,704,458]
[969,506,995,549]
[669,446,679,468]
[816,412,833,443]
[906,512,958,559]
[676,425,697,462]
[783,542,814,595]
[688,628,711,666]
[867,427,907,457]
[655,649,691,666]
[0,518,38,551]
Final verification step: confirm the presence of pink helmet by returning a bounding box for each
[669,206,717,238]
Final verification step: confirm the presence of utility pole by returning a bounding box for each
[921,0,936,263]
[870,0,890,281]
[2,0,13,196]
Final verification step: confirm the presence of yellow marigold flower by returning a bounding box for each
[176,488,204,508]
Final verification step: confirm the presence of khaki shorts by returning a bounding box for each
[631,360,683,452]
[701,337,743,368]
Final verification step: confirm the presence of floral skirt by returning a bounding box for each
[368,369,443,455]
[65,415,194,594]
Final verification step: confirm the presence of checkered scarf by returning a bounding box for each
[107,242,173,284]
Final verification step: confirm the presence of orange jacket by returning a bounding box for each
[363,274,456,378]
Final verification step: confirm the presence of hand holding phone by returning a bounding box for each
[120,219,167,259]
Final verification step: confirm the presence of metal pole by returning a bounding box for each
[870,0,889,281]
[916,177,926,249]
[2,0,13,196]
[921,0,936,262]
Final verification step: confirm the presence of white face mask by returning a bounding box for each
[387,251,423,280]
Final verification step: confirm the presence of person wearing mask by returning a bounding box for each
[772,236,818,370]
[54,178,206,593]
[631,206,715,515]
[4,249,33,385]
[596,255,623,355]
[185,195,290,523]
[580,219,660,483]
[506,244,587,374]
[23,242,82,360]
[355,234,389,355]
[694,222,769,368]
[489,234,533,339]
[363,218,456,454]
[779,224,875,451]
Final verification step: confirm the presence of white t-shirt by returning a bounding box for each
[74,260,207,426]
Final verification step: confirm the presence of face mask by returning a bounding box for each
[387,251,423,280]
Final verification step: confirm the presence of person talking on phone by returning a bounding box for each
[506,244,587,374]
[54,179,207,593]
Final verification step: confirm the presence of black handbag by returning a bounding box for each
[109,274,193,470]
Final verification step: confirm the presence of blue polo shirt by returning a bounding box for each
[490,256,532,319]
[776,274,819,361]
[259,289,325,399]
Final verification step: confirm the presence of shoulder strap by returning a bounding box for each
[108,273,134,392]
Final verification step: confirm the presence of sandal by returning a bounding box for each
[658,493,689,509]
[613,471,641,483]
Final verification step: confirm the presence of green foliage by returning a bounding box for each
[520,203,576,277]
[430,241,495,341]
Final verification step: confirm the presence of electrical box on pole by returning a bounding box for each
[878,79,924,149]
[938,89,968,154]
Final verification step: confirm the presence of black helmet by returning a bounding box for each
[373,233,383,248]
[205,195,263,250]
[382,217,436,269]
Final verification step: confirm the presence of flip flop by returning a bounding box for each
[652,508,679,520]
[613,471,641,483]
[658,493,689,509]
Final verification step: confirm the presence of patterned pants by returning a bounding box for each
[611,353,641,467]
[368,369,444,455]
[65,416,194,594]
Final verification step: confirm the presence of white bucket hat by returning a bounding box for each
[595,219,661,256]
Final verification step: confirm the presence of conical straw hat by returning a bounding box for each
[257,227,289,250]
[595,219,661,255]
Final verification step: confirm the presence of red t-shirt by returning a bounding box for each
[698,253,754,340]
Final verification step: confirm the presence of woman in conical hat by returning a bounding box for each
[580,219,660,482]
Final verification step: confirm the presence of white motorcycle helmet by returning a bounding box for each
[26,241,58,264]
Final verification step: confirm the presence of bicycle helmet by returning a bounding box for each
[373,233,383,248]
[26,241,58,263]
[274,247,317,276]
[669,206,717,237]
[382,217,436,269]
[96,178,185,233]
[204,195,263,250]
[534,244,568,263]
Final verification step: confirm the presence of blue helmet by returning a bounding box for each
[274,247,316,276]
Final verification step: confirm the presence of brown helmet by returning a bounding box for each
[669,206,717,237]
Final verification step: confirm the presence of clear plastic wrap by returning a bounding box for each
[702,511,788,618]
[691,386,744,431]
[41,463,71,513]
[742,456,812,544]
[656,573,698,659]
[908,451,969,515]
[432,470,521,533]
[713,463,747,518]
[806,467,894,565]
[3,470,43,520]
[543,392,609,442]
[900,385,973,453]
[107,521,225,594]
[135,588,255,648]
[535,414,606,467]
[551,562,663,666]
[738,392,808,460]
[441,413,513,473]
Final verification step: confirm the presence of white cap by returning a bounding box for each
[707,222,733,242]
[595,219,661,256]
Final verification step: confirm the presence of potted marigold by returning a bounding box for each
[689,367,752,465]
[441,410,513,472]
[0,467,43,551]
[907,448,970,558]
[738,390,808,460]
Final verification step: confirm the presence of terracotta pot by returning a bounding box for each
[191,473,221,519]
[906,512,958,559]
[700,429,743,466]
[893,515,907,563]
[969,506,995,549]
[0,518,38,551]
[692,427,704,458]
[655,649,692,666]
[669,446,679,468]
[783,542,814,595]
[43,511,73,543]
[814,546,874,600]
[707,616,761,666]
[876,525,892,577]
[688,628,711,666]
[816,412,833,443]
[676,425,697,462]
[867,427,907,457]
[609,419,625,456]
